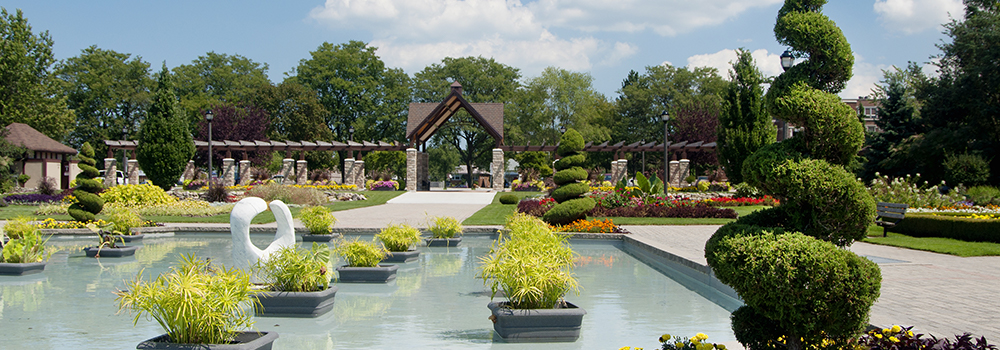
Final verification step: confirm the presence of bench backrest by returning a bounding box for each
[876,202,908,220]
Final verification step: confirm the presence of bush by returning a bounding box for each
[1,219,51,263]
[893,214,1000,243]
[965,186,1000,206]
[553,168,587,186]
[943,153,991,187]
[517,197,555,217]
[107,209,143,235]
[253,243,331,292]
[868,173,964,208]
[375,223,422,252]
[3,216,38,240]
[551,182,590,202]
[542,197,596,225]
[37,177,57,196]
[205,180,230,203]
[100,183,178,207]
[499,194,518,204]
[299,206,336,235]
[428,216,463,238]
[733,182,763,198]
[69,142,103,222]
[553,154,586,171]
[245,183,327,206]
[334,238,387,268]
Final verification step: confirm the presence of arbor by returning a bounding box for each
[137,66,195,191]
[717,49,775,184]
[173,52,272,134]
[56,46,152,156]
[0,8,74,140]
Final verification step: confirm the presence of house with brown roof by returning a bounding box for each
[4,123,81,190]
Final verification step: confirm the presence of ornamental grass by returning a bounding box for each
[334,238,387,268]
[375,223,422,252]
[245,183,327,206]
[253,243,331,292]
[427,216,463,238]
[299,206,337,235]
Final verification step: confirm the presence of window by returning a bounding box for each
[864,106,878,117]
[866,126,877,133]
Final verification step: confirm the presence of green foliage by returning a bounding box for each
[506,67,613,146]
[733,182,762,198]
[861,63,924,181]
[550,182,591,203]
[245,183,327,206]
[100,183,178,207]
[555,129,585,156]
[718,48,775,184]
[542,197,596,225]
[254,243,331,292]
[375,223,422,252]
[428,216,463,238]
[114,254,257,344]
[70,142,104,221]
[553,154,586,171]
[867,173,964,208]
[964,185,1000,206]
[1,220,50,263]
[498,195,519,205]
[334,238,387,268]
[943,153,991,187]
[428,146,460,182]
[299,206,337,235]
[3,216,36,239]
[731,305,785,350]
[364,151,407,186]
[511,151,553,178]
[107,209,143,235]
[553,168,587,185]
[173,52,272,135]
[137,65,195,191]
[893,214,1000,243]
[479,213,579,309]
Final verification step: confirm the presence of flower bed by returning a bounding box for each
[550,218,629,233]
[703,196,779,207]
[588,203,737,219]
[366,180,398,191]
[518,191,738,219]
[3,193,68,205]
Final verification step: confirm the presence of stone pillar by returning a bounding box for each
[343,158,355,187]
[127,159,139,185]
[296,160,308,185]
[353,160,365,189]
[678,159,691,186]
[103,158,117,187]
[417,151,429,191]
[406,148,417,191]
[491,148,504,192]
[182,160,196,182]
[669,160,681,187]
[222,158,235,187]
[613,159,628,184]
[281,158,295,185]
[238,160,251,185]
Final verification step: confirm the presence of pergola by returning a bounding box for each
[104,139,406,160]
[500,140,716,160]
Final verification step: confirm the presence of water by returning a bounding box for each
[0,234,736,349]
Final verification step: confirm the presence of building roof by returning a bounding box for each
[5,123,77,154]
[406,82,504,146]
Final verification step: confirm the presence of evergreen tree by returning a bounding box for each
[717,49,775,184]
[862,64,922,180]
[137,65,194,191]
[68,142,103,222]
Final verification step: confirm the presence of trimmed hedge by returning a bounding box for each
[893,214,1000,243]
[553,168,588,186]
[499,194,518,205]
[542,197,596,225]
[553,154,586,171]
[551,182,590,203]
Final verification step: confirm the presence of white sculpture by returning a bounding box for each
[230,197,296,273]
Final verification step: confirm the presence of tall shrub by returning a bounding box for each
[542,129,595,225]
[68,142,104,221]
[137,65,194,191]
[717,48,775,184]
[705,1,881,349]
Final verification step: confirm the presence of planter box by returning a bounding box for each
[0,262,47,276]
[136,331,278,350]
[382,249,420,263]
[426,237,462,247]
[301,234,337,242]
[254,286,338,317]
[116,234,144,243]
[336,264,398,283]
[488,301,586,341]
[83,245,140,258]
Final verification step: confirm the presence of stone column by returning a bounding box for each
[615,159,629,185]
[417,151,429,190]
[353,160,365,189]
[182,160,196,182]
[406,148,417,191]
[296,160,308,185]
[669,160,681,187]
[103,158,117,187]
[279,158,294,185]
[127,159,139,185]
[678,159,691,186]
[238,160,251,185]
[343,158,355,187]
[491,148,504,191]
[222,158,235,187]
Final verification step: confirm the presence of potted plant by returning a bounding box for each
[108,209,145,242]
[376,223,422,263]
[299,206,339,242]
[479,212,585,341]
[115,253,278,349]
[0,218,53,276]
[426,216,463,247]
[333,238,397,283]
[82,222,140,258]
[252,242,338,317]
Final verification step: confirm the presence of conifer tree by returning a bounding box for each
[137,65,194,191]
[717,49,774,184]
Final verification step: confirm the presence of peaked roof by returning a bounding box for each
[406,82,504,147]
[5,123,77,154]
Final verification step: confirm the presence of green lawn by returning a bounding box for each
[864,230,1000,257]
[462,191,544,226]
[462,197,769,226]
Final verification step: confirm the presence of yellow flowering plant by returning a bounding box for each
[659,333,726,350]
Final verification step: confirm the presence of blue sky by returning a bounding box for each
[6,0,963,99]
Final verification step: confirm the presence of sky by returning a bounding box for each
[4,0,965,100]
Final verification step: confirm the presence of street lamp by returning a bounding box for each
[348,126,355,159]
[559,125,566,134]
[661,110,670,187]
[780,50,795,72]
[205,109,214,194]
[122,127,128,185]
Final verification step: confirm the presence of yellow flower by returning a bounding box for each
[691,337,700,343]
[660,334,672,343]
[717,345,727,350]
[890,337,899,343]
[891,325,902,333]
[676,342,685,348]
[696,333,709,341]
[619,347,631,350]
[875,334,883,339]
[907,331,914,337]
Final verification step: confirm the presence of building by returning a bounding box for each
[842,96,881,133]
[4,123,81,190]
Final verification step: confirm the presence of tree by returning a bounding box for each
[0,128,26,193]
[0,8,74,140]
[248,81,335,169]
[173,52,272,134]
[194,103,270,169]
[428,146,460,183]
[507,67,613,146]
[717,48,775,184]
[672,99,722,176]
[137,66,195,191]
[412,56,521,188]
[56,46,152,157]
[861,63,924,180]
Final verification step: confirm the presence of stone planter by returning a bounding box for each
[426,237,462,247]
[83,245,140,258]
[0,262,47,276]
[136,331,278,349]
[382,249,420,263]
[116,234,144,243]
[336,264,398,283]
[301,234,337,242]
[254,286,338,317]
[487,301,587,341]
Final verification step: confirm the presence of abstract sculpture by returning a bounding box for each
[230,197,296,273]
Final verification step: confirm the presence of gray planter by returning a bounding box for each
[301,234,336,242]
[336,264,398,283]
[83,245,140,258]
[136,331,278,349]
[382,249,419,263]
[0,262,47,276]
[254,286,338,317]
[426,237,461,247]
[488,301,587,341]
[116,234,144,243]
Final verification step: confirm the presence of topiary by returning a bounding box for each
[543,129,595,226]
[498,194,518,205]
[69,142,104,222]
[705,1,881,348]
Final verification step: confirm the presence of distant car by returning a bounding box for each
[98,170,126,185]
[603,174,612,182]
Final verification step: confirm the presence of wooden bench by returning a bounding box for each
[875,202,908,237]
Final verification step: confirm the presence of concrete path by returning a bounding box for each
[334,190,497,229]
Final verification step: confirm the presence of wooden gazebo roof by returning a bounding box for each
[406,82,504,147]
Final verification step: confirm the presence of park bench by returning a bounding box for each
[875,202,908,237]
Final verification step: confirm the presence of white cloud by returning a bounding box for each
[528,0,782,36]
[686,48,784,78]
[874,0,965,34]
[841,54,887,99]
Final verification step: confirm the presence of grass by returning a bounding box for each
[864,230,1000,257]
[462,191,544,226]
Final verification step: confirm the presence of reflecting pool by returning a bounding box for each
[0,234,736,349]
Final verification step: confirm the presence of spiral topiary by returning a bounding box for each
[704,1,882,349]
[542,128,595,225]
[69,142,104,222]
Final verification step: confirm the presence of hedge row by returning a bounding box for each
[893,214,1000,243]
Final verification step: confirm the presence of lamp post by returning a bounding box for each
[661,110,670,187]
[205,110,214,194]
[778,50,795,140]
[641,139,645,174]
[559,125,566,134]
[122,127,128,185]
[348,126,355,158]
